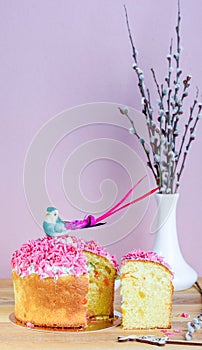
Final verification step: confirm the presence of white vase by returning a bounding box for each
[152,193,197,291]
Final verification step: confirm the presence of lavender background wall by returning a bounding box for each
[1,0,202,278]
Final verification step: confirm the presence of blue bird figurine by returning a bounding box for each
[43,207,69,237]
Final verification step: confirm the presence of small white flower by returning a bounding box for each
[192,318,201,330]
[197,114,202,119]
[185,332,192,341]
[187,322,195,334]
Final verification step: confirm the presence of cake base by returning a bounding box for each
[12,272,89,328]
[9,311,121,332]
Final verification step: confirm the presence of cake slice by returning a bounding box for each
[120,250,173,329]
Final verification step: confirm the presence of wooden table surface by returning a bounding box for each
[0,278,202,350]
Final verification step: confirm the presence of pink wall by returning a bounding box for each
[1,0,202,278]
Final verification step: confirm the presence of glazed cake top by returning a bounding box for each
[121,249,172,273]
[11,235,118,279]
[81,239,118,268]
[58,235,118,269]
[11,236,88,279]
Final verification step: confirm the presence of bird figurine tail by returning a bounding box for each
[43,176,159,236]
[63,176,159,230]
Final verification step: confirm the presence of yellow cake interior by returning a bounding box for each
[83,251,117,319]
[121,260,173,329]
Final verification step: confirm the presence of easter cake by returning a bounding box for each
[11,236,118,328]
[120,249,173,329]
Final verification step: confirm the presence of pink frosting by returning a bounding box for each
[11,236,118,279]
[121,249,172,273]
[82,239,119,269]
[11,237,88,279]
[58,236,118,269]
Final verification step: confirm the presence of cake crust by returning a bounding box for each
[12,271,89,328]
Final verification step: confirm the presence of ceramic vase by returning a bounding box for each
[152,193,197,291]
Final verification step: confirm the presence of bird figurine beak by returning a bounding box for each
[45,212,50,216]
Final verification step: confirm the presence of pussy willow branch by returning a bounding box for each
[119,108,157,181]
[124,4,153,123]
[174,87,199,174]
[124,5,161,187]
[175,104,202,192]
[123,1,201,193]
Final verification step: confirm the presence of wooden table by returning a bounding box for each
[0,278,202,349]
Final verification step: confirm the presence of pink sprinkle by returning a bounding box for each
[121,249,172,274]
[26,322,34,328]
[181,312,190,318]
[11,237,89,278]
[159,329,167,333]
[159,329,175,336]
[165,332,174,336]
[174,329,183,333]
